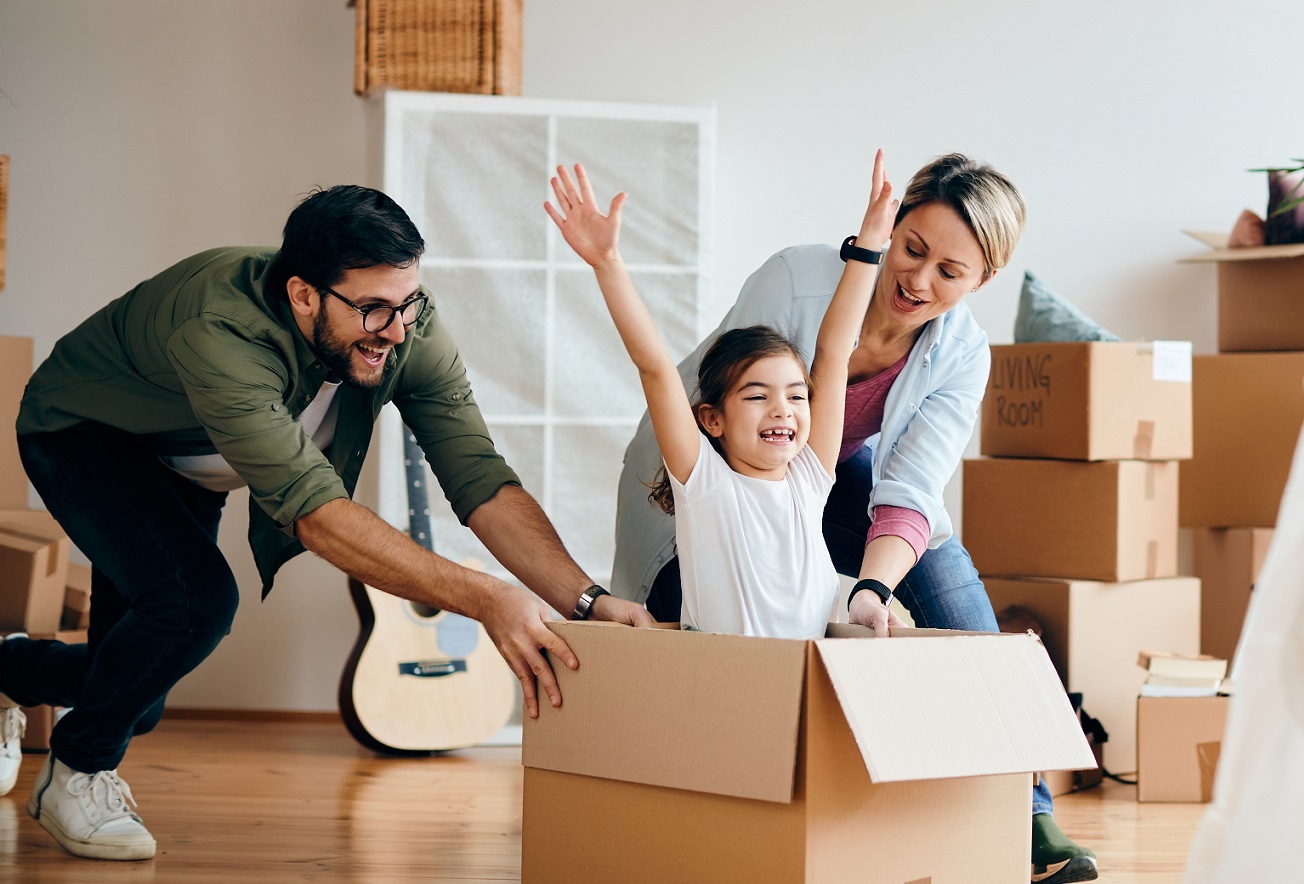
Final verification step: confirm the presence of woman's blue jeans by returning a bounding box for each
[2,423,238,773]
[646,444,1055,816]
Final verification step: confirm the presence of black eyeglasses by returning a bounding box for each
[318,286,429,333]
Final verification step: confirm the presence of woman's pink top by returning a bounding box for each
[838,354,929,561]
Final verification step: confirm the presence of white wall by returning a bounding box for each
[2,0,1302,710]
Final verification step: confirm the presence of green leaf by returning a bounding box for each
[1270,194,1304,217]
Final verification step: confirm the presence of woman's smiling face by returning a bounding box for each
[873,201,992,331]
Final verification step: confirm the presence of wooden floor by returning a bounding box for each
[0,718,1205,882]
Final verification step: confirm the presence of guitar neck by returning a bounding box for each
[401,426,435,554]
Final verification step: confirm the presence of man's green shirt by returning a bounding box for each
[17,247,519,593]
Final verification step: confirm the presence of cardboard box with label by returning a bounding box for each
[1193,527,1273,663]
[963,458,1178,582]
[1180,353,1304,528]
[1181,232,1304,352]
[984,576,1200,771]
[522,622,1095,884]
[1,336,34,508]
[1136,695,1229,802]
[0,509,71,633]
[982,341,1193,461]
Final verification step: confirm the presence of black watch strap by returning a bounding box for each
[848,578,894,611]
[572,585,610,621]
[840,235,885,265]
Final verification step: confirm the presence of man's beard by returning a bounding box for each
[312,310,393,389]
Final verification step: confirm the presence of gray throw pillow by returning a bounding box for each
[1013,271,1121,343]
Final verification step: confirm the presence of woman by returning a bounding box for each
[611,152,1098,884]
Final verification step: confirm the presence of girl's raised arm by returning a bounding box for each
[545,164,702,485]
[808,149,899,475]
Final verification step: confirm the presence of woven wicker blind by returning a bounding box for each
[0,155,8,293]
[354,0,522,97]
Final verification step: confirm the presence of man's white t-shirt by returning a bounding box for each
[160,378,343,492]
[668,434,838,638]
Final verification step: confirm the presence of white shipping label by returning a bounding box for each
[1151,341,1193,382]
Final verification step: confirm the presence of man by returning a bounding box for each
[0,185,652,861]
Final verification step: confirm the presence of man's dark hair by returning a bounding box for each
[274,185,425,295]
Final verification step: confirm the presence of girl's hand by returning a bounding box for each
[848,590,906,638]
[857,149,900,251]
[544,163,627,269]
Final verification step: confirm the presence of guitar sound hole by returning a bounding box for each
[409,602,441,619]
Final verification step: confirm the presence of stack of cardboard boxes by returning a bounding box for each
[961,341,1202,778]
[1121,232,1304,804]
[1179,233,1304,667]
[1,335,88,751]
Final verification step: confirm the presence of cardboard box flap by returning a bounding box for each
[523,622,809,803]
[814,633,1096,783]
[1180,230,1304,263]
[0,509,66,541]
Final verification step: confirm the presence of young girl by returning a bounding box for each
[546,152,898,638]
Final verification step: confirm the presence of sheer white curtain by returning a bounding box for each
[1185,385,1304,882]
[375,92,715,586]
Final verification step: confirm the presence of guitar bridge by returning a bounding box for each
[398,659,468,678]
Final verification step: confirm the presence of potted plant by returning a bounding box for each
[1249,160,1304,245]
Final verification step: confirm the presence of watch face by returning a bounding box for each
[574,587,602,620]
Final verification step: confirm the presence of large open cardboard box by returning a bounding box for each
[1180,353,1304,528]
[1181,232,1304,352]
[984,576,1200,771]
[0,509,70,633]
[963,458,1178,582]
[982,341,1192,461]
[1039,694,1105,797]
[1193,527,1272,664]
[522,622,1095,884]
[1136,695,1228,803]
[1,336,34,508]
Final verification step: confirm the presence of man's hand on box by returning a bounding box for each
[849,592,905,638]
[482,586,578,719]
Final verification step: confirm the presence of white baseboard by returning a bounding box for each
[479,724,522,747]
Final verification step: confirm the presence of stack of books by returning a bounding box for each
[1137,650,1229,697]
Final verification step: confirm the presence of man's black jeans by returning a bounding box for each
[2,423,237,773]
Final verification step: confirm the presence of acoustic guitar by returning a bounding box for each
[338,425,517,754]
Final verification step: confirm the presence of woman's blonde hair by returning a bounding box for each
[896,154,1026,280]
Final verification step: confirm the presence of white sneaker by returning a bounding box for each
[0,631,28,797]
[27,753,156,860]
[0,705,23,797]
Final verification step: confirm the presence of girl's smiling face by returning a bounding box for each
[697,354,811,480]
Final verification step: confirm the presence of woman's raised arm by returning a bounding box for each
[808,149,899,474]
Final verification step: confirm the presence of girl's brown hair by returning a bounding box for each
[647,325,809,514]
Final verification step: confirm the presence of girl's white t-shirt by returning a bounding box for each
[668,434,839,638]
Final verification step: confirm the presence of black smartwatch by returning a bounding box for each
[840,235,885,265]
[848,578,894,611]
[572,585,610,621]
